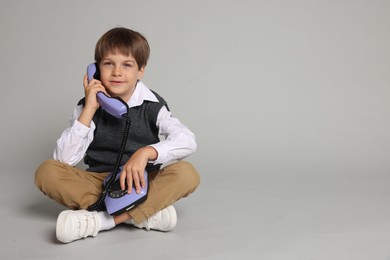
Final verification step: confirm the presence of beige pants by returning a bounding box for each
[35,160,200,224]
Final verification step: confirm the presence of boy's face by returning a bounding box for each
[98,52,145,102]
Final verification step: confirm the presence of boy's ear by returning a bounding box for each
[138,66,145,80]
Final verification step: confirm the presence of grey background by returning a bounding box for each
[1,0,390,259]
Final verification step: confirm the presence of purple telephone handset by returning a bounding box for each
[86,63,128,118]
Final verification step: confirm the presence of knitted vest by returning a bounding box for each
[79,91,168,173]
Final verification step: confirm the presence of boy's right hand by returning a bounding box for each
[83,74,107,111]
[78,74,108,127]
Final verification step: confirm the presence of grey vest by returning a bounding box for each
[79,91,168,173]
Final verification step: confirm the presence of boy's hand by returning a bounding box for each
[83,74,107,110]
[78,75,108,127]
[120,147,158,194]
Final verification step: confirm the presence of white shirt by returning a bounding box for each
[53,81,197,167]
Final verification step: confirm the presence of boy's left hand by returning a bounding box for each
[119,146,158,194]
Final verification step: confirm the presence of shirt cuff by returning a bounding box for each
[148,143,166,165]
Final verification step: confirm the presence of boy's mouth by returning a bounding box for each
[110,81,125,85]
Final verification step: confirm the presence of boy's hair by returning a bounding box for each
[94,27,150,69]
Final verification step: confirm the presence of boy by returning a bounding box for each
[35,27,200,243]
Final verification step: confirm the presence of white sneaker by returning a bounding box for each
[56,210,102,243]
[134,205,177,231]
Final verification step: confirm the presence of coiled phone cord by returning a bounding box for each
[87,113,131,212]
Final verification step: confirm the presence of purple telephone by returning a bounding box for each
[103,167,149,215]
[86,63,148,216]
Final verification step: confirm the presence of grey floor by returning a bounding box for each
[2,163,390,260]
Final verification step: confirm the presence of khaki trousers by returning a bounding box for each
[35,160,200,224]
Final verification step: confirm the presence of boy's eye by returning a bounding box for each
[124,63,133,67]
[103,62,113,66]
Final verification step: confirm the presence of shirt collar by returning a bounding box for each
[127,81,159,108]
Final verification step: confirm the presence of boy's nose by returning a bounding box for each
[112,67,122,76]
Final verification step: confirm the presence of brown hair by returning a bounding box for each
[94,27,150,69]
